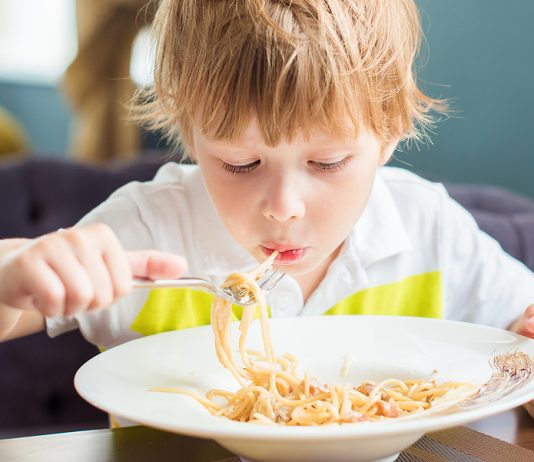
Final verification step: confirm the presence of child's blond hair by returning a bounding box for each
[135,0,444,154]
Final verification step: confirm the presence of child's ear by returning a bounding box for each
[379,139,400,166]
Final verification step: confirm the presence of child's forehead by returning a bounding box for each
[196,117,367,148]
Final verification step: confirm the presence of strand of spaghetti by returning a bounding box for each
[237,271,275,366]
[211,296,247,384]
[245,365,302,386]
[249,250,278,279]
[238,304,255,369]
[150,387,221,412]
[219,271,275,368]
[394,400,429,411]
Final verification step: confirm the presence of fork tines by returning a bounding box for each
[257,270,285,291]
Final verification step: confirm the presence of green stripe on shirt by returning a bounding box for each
[325,271,442,318]
[130,271,442,336]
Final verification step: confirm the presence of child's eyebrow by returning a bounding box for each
[312,142,353,149]
[206,142,257,152]
[202,136,253,148]
[311,140,363,151]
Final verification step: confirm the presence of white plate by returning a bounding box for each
[75,316,534,462]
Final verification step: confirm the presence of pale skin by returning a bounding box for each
[0,119,533,415]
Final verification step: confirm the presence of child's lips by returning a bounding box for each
[261,245,306,265]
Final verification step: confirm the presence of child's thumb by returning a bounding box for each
[126,250,188,280]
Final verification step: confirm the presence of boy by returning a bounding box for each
[1,0,534,415]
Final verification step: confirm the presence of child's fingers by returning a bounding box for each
[49,226,115,312]
[0,238,85,317]
[69,240,114,311]
[524,400,534,419]
[523,305,534,335]
[102,243,133,301]
[61,224,130,311]
[127,250,188,280]
[25,232,107,316]
[0,258,59,315]
[0,225,188,317]
[44,245,96,316]
[509,305,534,338]
[0,245,48,314]
[516,305,534,337]
[21,259,68,318]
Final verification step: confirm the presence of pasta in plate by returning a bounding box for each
[153,253,479,425]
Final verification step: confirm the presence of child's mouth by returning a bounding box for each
[261,246,306,265]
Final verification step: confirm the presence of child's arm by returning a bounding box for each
[0,224,187,342]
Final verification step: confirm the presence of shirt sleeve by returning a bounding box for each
[441,189,534,329]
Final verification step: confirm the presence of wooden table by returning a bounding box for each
[1,407,533,462]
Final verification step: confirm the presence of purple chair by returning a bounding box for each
[445,183,534,270]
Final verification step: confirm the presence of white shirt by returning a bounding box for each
[46,163,534,348]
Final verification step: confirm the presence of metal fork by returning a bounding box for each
[132,270,285,306]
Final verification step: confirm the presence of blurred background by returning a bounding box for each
[0,0,533,194]
[1,0,534,439]
[0,0,157,163]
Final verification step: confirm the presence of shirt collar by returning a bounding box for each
[348,168,413,268]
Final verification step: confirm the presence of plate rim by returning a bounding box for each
[74,315,534,441]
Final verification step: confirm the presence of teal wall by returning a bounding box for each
[390,0,534,198]
[0,80,71,156]
[1,1,533,197]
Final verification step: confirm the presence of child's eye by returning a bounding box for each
[222,160,260,174]
[310,157,350,172]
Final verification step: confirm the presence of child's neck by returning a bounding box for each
[294,269,327,303]
[293,248,341,303]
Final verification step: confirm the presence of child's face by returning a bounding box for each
[192,119,394,282]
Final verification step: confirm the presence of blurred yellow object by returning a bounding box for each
[0,106,29,157]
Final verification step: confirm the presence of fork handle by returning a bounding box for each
[132,277,213,290]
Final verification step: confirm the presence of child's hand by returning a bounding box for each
[509,304,534,338]
[0,223,188,318]
[509,304,534,418]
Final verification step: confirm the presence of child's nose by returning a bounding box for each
[262,179,305,222]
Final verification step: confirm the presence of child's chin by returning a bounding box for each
[275,259,313,275]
